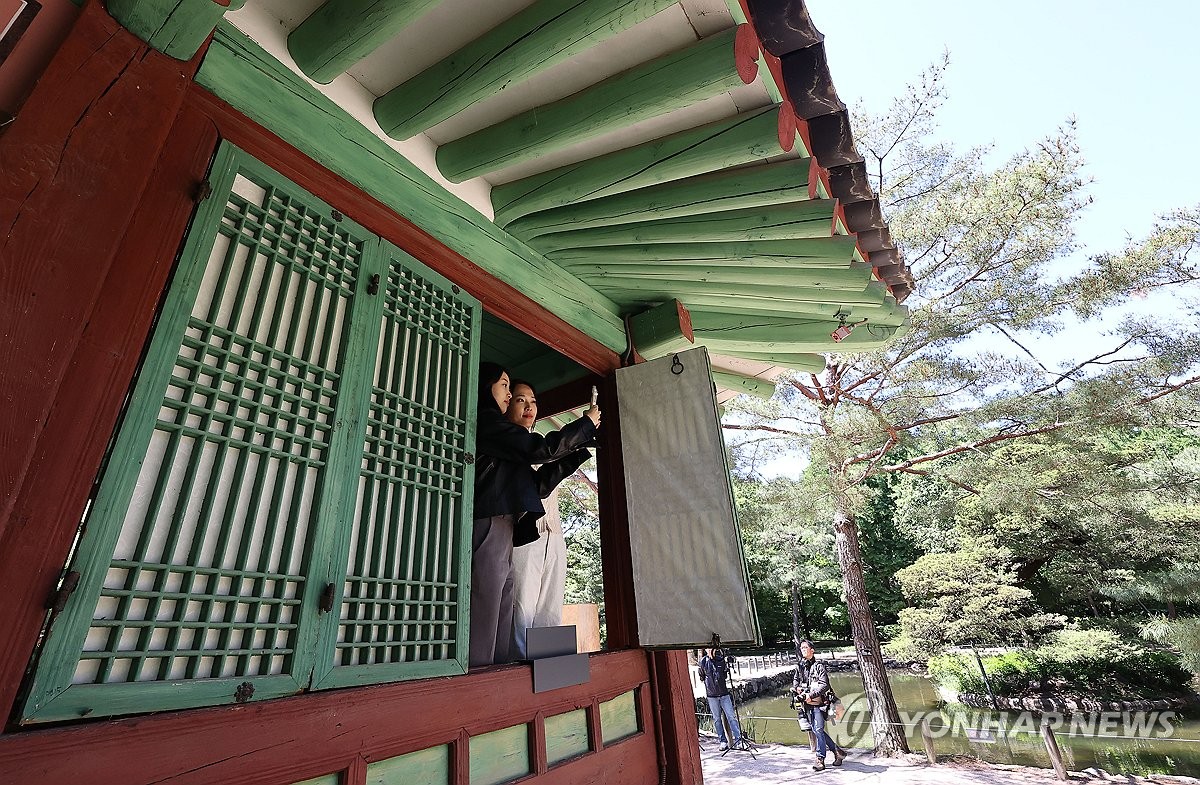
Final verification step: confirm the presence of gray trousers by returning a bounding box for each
[470,514,516,667]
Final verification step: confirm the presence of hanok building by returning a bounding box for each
[0,1,911,783]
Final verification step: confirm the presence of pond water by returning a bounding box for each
[738,672,1200,777]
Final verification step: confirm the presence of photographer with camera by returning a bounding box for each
[698,648,743,751]
[793,639,846,771]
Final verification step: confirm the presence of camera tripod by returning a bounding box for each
[717,655,757,759]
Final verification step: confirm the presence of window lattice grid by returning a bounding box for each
[336,264,472,666]
[81,562,304,683]
[76,175,365,685]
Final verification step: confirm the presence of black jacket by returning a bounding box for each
[794,656,834,704]
[698,653,732,698]
[472,408,595,540]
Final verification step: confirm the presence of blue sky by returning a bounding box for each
[805,0,1200,365]
[742,2,1200,477]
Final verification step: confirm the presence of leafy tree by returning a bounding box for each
[856,469,923,630]
[723,54,1200,754]
[732,476,845,645]
[892,536,1063,656]
[559,462,606,640]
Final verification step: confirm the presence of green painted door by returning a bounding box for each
[21,143,479,724]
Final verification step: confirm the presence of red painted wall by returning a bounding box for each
[0,0,82,119]
[0,3,700,783]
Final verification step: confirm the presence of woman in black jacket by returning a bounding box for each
[470,363,599,667]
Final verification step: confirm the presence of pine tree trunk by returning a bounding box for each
[833,495,909,756]
[791,580,812,655]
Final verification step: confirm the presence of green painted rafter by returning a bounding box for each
[197,23,626,352]
[549,237,862,268]
[528,199,838,252]
[716,351,826,373]
[491,105,801,226]
[288,0,443,84]
[711,371,776,400]
[680,296,908,326]
[574,262,872,291]
[436,26,750,182]
[108,0,245,60]
[587,278,890,306]
[375,0,678,139]
[690,310,908,353]
[506,158,817,239]
[695,326,902,355]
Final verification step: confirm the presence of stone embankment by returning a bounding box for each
[693,665,794,717]
[691,653,926,716]
[950,690,1199,712]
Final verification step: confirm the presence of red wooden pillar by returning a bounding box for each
[594,373,703,784]
[652,649,704,785]
[0,2,213,724]
[595,372,639,650]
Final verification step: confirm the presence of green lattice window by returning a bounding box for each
[21,144,479,723]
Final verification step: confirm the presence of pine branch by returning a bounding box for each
[878,422,1068,473]
[722,423,806,437]
[896,465,980,495]
[1140,374,1200,404]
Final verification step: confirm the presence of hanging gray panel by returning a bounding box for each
[614,346,758,647]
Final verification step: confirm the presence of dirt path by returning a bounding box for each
[699,738,1199,785]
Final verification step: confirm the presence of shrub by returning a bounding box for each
[927,630,1193,701]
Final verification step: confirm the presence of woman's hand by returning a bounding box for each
[585,405,601,427]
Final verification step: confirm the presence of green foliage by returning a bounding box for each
[559,464,605,642]
[928,629,1194,701]
[894,537,1063,655]
[720,54,1200,745]
[1143,616,1200,675]
[732,476,845,641]
[856,469,923,627]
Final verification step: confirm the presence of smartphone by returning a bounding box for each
[590,385,599,407]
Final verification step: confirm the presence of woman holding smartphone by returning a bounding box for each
[506,379,593,659]
[470,363,600,667]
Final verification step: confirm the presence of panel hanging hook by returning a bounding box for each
[671,354,685,375]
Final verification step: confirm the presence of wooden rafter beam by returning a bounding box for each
[716,351,826,373]
[288,0,443,84]
[711,371,777,400]
[678,296,908,326]
[573,262,872,291]
[108,0,244,60]
[586,277,887,306]
[692,310,905,343]
[197,24,628,352]
[374,0,677,139]
[628,299,694,359]
[492,104,805,226]
[527,199,837,252]
[695,325,901,354]
[506,158,819,239]
[549,236,860,268]
[436,26,758,182]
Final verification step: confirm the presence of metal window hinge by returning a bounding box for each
[47,571,80,615]
[464,452,474,465]
[195,179,213,202]
[318,583,336,614]
[367,274,380,296]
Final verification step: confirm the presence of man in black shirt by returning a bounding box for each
[698,648,743,751]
